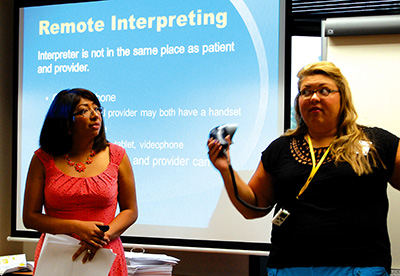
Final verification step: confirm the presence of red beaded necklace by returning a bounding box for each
[64,150,96,173]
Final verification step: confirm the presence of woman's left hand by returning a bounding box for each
[72,240,100,263]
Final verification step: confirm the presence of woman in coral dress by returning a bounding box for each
[23,88,138,276]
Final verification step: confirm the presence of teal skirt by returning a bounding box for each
[267,267,389,276]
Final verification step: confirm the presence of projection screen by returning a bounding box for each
[12,0,285,254]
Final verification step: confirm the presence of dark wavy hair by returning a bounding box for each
[39,88,108,156]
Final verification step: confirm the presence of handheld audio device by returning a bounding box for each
[209,124,238,154]
[209,124,273,212]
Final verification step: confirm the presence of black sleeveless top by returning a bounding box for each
[262,127,399,273]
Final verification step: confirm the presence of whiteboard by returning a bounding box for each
[325,34,400,268]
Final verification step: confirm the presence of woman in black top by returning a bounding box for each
[208,61,400,275]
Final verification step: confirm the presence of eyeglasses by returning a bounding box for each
[299,88,339,98]
[73,106,104,117]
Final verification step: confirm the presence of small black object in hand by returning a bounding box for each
[97,225,110,232]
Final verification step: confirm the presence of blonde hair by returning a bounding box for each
[285,61,382,175]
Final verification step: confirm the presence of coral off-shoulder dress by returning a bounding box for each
[33,143,128,276]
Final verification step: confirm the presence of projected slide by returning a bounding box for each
[17,0,282,248]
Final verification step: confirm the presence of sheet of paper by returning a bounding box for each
[125,252,179,265]
[125,251,179,276]
[35,234,116,276]
[0,254,27,275]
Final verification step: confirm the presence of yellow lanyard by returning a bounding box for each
[296,134,332,199]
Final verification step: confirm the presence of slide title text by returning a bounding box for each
[39,10,228,35]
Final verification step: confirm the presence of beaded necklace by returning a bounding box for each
[64,150,96,173]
